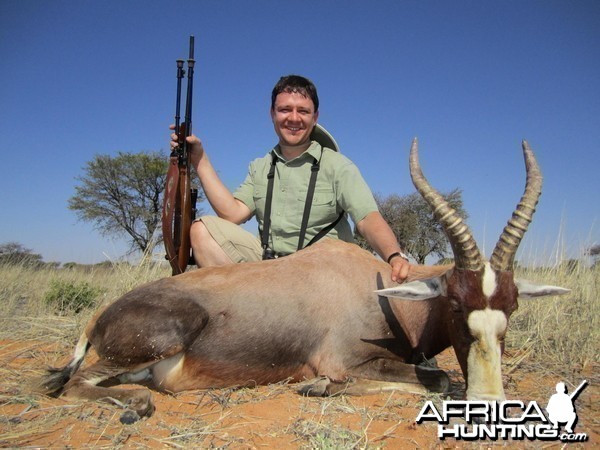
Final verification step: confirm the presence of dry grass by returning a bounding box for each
[508,263,599,377]
[0,259,169,344]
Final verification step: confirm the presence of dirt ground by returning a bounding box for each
[0,339,597,449]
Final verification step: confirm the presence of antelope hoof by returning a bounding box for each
[120,409,141,424]
[120,389,155,420]
[416,366,450,394]
[298,377,331,397]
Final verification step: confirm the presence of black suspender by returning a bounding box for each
[296,156,321,251]
[261,152,277,258]
[261,149,344,259]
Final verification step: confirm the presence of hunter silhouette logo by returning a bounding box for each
[415,380,589,442]
[546,380,587,434]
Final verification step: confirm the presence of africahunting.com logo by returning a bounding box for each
[416,380,589,443]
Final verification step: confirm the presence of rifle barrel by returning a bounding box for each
[189,35,195,59]
[184,36,195,142]
[174,60,185,137]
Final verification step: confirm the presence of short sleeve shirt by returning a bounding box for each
[233,141,378,255]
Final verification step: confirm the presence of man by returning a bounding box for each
[171,75,410,282]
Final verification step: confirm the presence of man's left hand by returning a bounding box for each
[390,257,410,283]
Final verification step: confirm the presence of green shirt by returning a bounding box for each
[234,141,378,255]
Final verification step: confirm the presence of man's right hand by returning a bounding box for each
[170,124,205,167]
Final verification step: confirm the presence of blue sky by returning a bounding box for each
[1,0,598,265]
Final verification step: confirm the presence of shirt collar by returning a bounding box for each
[273,140,322,163]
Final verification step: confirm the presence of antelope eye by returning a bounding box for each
[449,299,462,313]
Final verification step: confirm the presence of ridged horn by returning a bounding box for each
[490,141,542,271]
[409,138,483,271]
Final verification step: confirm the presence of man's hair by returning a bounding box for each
[271,75,319,112]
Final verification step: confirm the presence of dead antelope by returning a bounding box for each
[39,139,569,421]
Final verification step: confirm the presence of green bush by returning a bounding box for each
[44,280,104,314]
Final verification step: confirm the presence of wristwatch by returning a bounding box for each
[387,251,410,264]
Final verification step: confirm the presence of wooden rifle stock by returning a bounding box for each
[162,36,197,275]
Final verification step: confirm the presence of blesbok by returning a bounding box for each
[40,139,569,421]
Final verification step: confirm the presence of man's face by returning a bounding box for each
[271,91,319,148]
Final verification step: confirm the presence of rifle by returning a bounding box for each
[162,36,198,275]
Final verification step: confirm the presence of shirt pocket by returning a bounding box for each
[297,189,338,224]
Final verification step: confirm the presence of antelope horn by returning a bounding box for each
[490,141,542,271]
[409,138,483,271]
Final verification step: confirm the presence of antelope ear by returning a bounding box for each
[375,278,445,301]
[515,279,571,299]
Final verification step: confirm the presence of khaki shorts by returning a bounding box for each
[196,215,263,263]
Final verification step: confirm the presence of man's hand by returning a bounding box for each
[389,255,410,283]
[169,125,205,166]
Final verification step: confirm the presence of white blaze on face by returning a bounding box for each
[482,262,497,297]
[466,309,507,401]
[465,265,507,401]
